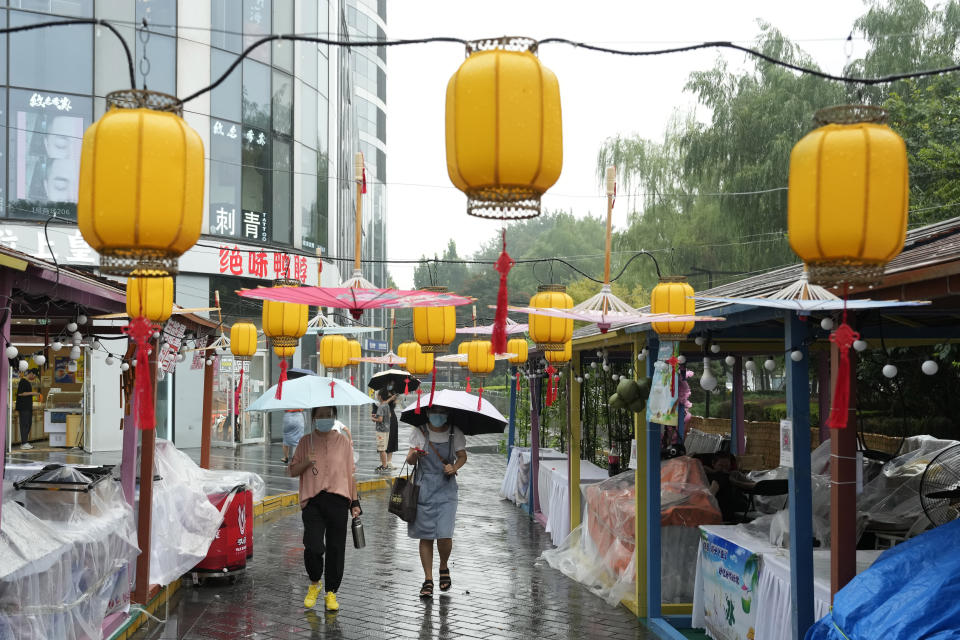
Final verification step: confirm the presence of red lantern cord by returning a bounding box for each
[329,380,336,398]
[123,317,155,430]
[516,370,521,392]
[275,358,288,399]
[665,354,679,396]
[429,363,437,407]
[404,377,410,394]
[465,376,471,393]
[236,368,244,414]
[491,229,514,355]
[826,302,858,429]
[477,385,484,410]
[545,365,556,407]
[350,374,355,386]
[415,387,422,414]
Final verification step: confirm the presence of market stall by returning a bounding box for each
[538,458,608,545]
[499,446,567,508]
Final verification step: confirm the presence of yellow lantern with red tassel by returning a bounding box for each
[230,322,258,359]
[262,282,308,398]
[320,335,350,371]
[345,338,362,386]
[126,273,174,323]
[398,341,435,413]
[529,285,573,350]
[413,288,457,353]
[507,338,528,365]
[650,277,695,341]
[467,340,495,409]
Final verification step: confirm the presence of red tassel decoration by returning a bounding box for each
[275,358,288,399]
[123,317,155,430]
[329,380,336,398]
[826,321,858,429]
[350,374,355,386]
[477,385,484,410]
[491,230,514,355]
[415,387,422,414]
[404,377,410,394]
[516,371,521,392]
[428,364,437,407]
[465,376,471,393]
[545,365,556,407]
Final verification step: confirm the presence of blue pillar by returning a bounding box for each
[731,356,744,455]
[785,312,814,639]
[645,336,661,619]
[528,375,541,516]
[507,365,518,460]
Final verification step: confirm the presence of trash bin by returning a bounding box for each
[192,484,252,585]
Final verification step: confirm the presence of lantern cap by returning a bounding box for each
[658,276,689,284]
[536,284,567,293]
[106,89,183,116]
[273,276,301,287]
[814,105,888,126]
[466,36,537,55]
[420,286,448,293]
[466,187,545,221]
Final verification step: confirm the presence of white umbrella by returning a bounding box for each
[399,389,506,436]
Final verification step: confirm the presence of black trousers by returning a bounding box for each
[302,492,349,591]
[18,409,32,443]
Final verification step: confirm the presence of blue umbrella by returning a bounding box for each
[246,375,372,411]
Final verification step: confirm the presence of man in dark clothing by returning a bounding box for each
[16,368,40,449]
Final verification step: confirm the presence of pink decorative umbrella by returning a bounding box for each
[456,317,528,335]
[238,286,473,320]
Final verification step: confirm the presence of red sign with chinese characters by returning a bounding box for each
[218,245,309,283]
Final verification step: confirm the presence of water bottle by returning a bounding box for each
[351,517,366,549]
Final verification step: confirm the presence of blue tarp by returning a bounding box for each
[806,518,960,640]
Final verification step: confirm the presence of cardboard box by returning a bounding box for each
[49,432,67,447]
[66,414,82,446]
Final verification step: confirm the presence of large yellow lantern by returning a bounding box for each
[457,341,471,368]
[650,277,695,341]
[544,341,571,365]
[445,38,562,219]
[466,340,495,375]
[788,106,908,287]
[125,272,173,322]
[413,287,457,353]
[320,335,350,370]
[528,285,573,350]
[347,339,362,365]
[507,338,528,365]
[398,341,434,376]
[230,322,258,359]
[262,284,308,359]
[78,90,204,276]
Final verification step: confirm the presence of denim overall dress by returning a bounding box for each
[407,429,458,540]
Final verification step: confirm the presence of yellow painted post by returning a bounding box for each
[634,335,648,618]
[569,354,582,530]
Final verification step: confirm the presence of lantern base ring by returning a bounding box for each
[466,187,544,220]
[806,260,886,288]
[655,333,691,342]
[419,344,450,354]
[271,336,299,348]
[100,250,178,277]
[537,342,568,351]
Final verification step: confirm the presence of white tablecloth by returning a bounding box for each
[539,459,608,545]
[692,524,882,640]
[499,447,567,506]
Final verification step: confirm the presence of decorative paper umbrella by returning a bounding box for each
[456,317,528,335]
[504,305,725,332]
[369,369,421,394]
[246,375,371,411]
[306,310,383,335]
[399,389,507,436]
[238,286,473,321]
[435,352,518,363]
[351,351,406,366]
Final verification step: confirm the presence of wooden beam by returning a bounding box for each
[133,350,159,604]
[831,344,858,597]
[200,358,214,469]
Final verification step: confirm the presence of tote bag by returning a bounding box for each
[388,461,419,522]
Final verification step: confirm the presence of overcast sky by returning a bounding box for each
[385,1,872,288]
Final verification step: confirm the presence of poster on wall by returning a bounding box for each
[158,319,186,373]
[698,530,761,640]
[646,341,679,426]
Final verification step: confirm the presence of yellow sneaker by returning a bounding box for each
[324,591,339,611]
[304,582,322,608]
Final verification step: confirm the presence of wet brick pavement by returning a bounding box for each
[129,446,654,640]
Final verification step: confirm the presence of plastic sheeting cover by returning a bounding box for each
[806,518,960,640]
[1,467,139,640]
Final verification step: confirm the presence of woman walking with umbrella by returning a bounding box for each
[399,390,507,598]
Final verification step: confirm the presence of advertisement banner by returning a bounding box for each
[646,341,679,426]
[698,530,761,640]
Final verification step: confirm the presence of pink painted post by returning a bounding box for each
[0,271,11,525]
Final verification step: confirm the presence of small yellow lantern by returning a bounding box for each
[528,285,573,350]
[126,272,173,322]
[347,339,362,365]
[544,341,571,365]
[78,90,204,276]
[320,335,350,370]
[788,106,908,287]
[445,38,562,219]
[413,287,457,353]
[466,340,495,375]
[507,338,528,365]
[230,322,258,359]
[650,277,695,341]
[457,341,471,368]
[262,284,308,359]
[398,341,434,376]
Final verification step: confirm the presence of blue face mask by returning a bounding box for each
[313,418,335,432]
[427,413,448,427]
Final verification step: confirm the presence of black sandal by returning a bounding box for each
[419,580,434,598]
[280,457,289,464]
[438,569,451,592]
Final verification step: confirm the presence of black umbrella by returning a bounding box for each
[368,369,421,394]
[286,368,317,380]
[399,389,506,436]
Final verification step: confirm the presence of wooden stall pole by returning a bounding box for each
[200,356,214,469]
[633,336,648,618]
[568,363,582,530]
[830,342,858,596]
[506,366,518,459]
[133,349,159,605]
[529,374,541,515]
[644,335,662,620]
[785,312,814,639]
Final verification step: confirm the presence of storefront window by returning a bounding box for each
[318,94,329,156]
[299,144,319,250]
[7,89,90,221]
[209,118,242,238]
[241,124,271,220]
[297,81,317,149]
[243,0,271,64]
[272,70,293,136]
[211,49,241,123]
[272,0,293,72]
[211,0,242,52]
[10,11,92,95]
[272,136,292,245]
[242,59,271,131]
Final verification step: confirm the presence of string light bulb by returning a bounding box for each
[921,360,938,375]
[66,322,78,333]
[5,345,18,358]
[853,339,868,352]
[790,350,804,362]
[51,341,62,352]
[882,364,898,378]
[764,357,776,371]
[820,318,834,331]
[33,354,46,366]
[700,358,718,391]
[18,360,29,372]
[710,344,721,354]
[724,355,736,367]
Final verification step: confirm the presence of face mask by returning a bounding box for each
[313,418,335,432]
[427,413,448,427]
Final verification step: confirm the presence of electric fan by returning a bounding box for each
[919,444,960,527]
